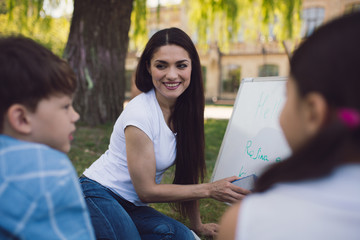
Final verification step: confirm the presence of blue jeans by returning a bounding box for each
[79,176,194,240]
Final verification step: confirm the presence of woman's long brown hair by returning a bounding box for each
[135,28,205,217]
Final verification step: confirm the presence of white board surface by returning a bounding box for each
[211,77,291,182]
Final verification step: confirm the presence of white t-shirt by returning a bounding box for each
[236,164,360,240]
[84,89,177,206]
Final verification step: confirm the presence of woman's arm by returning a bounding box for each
[217,202,242,240]
[125,126,250,203]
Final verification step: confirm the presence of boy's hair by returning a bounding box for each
[0,36,77,132]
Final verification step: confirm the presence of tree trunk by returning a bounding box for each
[64,0,133,125]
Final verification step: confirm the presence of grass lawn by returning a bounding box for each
[69,118,229,239]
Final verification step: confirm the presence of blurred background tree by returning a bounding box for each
[64,0,133,125]
[1,0,301,125]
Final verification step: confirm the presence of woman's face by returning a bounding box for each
[280,78,311,152]
[148,44,192,104]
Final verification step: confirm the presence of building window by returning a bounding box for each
[301,7,325,37]
[258,64,279,77]
[345,2,360,14]
[221,65,241,93]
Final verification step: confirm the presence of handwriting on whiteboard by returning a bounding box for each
[254,92,282,120]
[245,140,282,163]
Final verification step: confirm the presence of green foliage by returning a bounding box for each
[3,0,302,56]
[0,0,70,56]
[186,0,242,50]
[272,0,302,40]
[128,0,302,52]
[186,0,302,51]
[129,0,148,50]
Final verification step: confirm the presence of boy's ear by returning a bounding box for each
[6,104,32,134]
[303,92,328,135]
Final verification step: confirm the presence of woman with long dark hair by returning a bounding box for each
[218,12,360,240]
[80,27,249,239]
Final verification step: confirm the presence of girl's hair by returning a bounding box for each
[135,28,205,216]
[255,12,360,193]
[0,36,76,133]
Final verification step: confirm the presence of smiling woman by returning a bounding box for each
[148,44,192,108]
[79,27,250,239]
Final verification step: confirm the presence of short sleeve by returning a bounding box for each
[117,93,159,142]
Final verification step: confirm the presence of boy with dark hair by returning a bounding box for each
[0,36,95,239]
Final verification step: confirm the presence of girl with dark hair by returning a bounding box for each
[218,12,360,240]
[80,27,249,239]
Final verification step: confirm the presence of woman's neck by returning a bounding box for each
[155,91,176,130]
[155,90,175,110]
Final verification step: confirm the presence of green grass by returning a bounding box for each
[69,119,229,239]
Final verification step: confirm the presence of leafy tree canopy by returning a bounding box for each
[0,0,70,56]
[3,0,302,53]
[130,0,302,52]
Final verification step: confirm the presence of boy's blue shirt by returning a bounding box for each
[0,134,95,239]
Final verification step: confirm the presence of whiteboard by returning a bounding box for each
[211,77,291,182]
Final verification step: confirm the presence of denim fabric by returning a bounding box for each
[79,176,194,240]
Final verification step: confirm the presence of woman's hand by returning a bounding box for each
[209,176,251,203]
[193,223,219,238]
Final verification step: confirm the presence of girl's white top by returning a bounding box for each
[236,164,360,240]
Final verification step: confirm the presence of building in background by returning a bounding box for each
[126,0,360,104]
